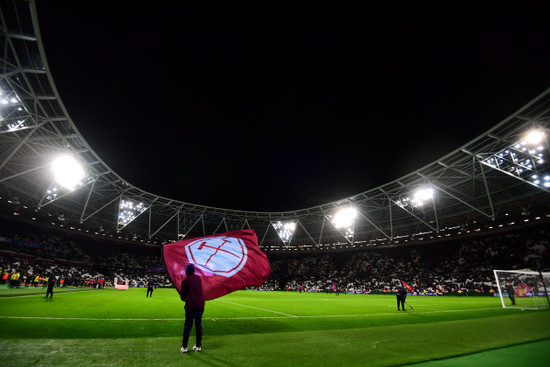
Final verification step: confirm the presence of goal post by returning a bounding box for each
[493,269,550,309]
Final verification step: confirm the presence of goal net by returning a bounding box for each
[493,269,550,309]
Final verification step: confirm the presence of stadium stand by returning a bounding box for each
[2,213,548,294]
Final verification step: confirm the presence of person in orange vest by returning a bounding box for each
[2,271,8,284]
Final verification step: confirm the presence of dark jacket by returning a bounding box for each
[397,287,407,298]
[506,284,514,295]
[180,265,205,311]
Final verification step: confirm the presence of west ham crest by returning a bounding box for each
[185,235,248,277]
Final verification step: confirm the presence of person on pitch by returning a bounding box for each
[45,273,55,299]
[505,282,516,305]
[146,280,154,297]
[180,264,205,354]
[396,286,407,311]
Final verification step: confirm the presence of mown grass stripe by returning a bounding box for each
[0,306,512,322]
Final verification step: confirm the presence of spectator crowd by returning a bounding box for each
[1,218,549,294]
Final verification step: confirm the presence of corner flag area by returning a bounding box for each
[0,288,548,366]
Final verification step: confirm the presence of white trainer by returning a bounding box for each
[193,345,201,353]
[180,347,188,354]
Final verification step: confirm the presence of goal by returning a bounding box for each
[493,269,550,309]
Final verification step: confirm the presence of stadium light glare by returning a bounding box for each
[411,187,433,207]
[330,206,357,238]
[331,207,357,229]
[52,155,86,191]
[524,129,545,146]
[397,187,434,209]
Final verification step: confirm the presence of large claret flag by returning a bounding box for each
[163,229,271,300]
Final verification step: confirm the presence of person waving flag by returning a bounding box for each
[164,229,270,300]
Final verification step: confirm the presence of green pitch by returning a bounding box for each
[0,287,549,366]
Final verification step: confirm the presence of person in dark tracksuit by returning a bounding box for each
[146,281,154,297]
[396,286,407,311]
[180,264,205,354]
[45,274,55,299]
[505,283,516,305]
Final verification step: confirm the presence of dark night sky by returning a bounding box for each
[35,1,550,211]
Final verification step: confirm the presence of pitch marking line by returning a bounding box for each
[0,307,508,322]
[214,299,298,317]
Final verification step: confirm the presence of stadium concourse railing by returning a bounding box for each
[1,0,550,250]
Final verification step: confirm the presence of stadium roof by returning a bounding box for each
[1,0,550,250]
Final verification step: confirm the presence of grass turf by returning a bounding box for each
[0,287,549,366]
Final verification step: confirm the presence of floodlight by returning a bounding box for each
[0,88,31,133]
[412,188,433,206]
[52,155,86,191]
[118,198,148,229]
[482,127,550,189]
[0,94,18,105]
[524,129,545,146]
[397,187,434,209]
[272,220,297,243]
[331,207,357,229]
